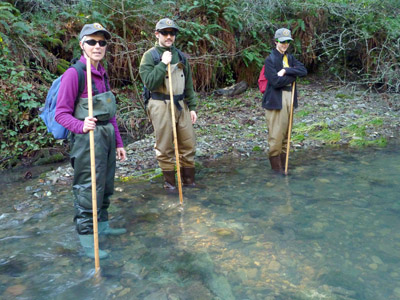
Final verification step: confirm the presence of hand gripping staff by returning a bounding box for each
[168,63,184,204]
[86,58,101,274]
[284,82,296,175]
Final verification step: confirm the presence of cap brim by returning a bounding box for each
[278,37,293,42]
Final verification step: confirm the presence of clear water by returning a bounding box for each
[0,146,399,300]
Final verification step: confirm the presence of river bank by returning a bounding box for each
[38,80,400,184]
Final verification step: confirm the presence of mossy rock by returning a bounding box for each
[335,93,354,99]
[40,34,63,49]
[33,153,66,166]
[349,137,387,148]
[56,59,71,75]
[1,157,20,169]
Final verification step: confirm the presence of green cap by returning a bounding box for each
[155,18,180,32]
[274,28,293,42]
[79,23,111,40]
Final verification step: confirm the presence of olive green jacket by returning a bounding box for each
[139,44,197,111]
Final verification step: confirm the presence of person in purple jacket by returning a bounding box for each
[55,23,127,259]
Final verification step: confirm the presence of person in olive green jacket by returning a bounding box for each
[139,18,198,191]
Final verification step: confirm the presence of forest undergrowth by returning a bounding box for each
[0,0,399,168]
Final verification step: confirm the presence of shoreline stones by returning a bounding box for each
[41,84,400,184]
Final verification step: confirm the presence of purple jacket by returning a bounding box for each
[55,56,123,148]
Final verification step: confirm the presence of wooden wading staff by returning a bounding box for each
[86,57,100,273]
[168,63,183,204]
[284,81,296,175]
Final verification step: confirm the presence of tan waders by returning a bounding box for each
[71,90,125,259]
[266,90,292,173]
[147,63,196,189]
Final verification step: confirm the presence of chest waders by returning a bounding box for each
[147,62,196,190]
[71,91,116,234]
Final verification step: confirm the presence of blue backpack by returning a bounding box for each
[40,61,86,139]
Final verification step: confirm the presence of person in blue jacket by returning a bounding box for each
[262,28,307,172]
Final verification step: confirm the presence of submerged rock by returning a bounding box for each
[0,259,27,277]
[215,228,235,236]
[5,284,26,296]
[136,213,160,223]
[213,228,241,242]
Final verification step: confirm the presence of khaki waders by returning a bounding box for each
[266,90,292,172]
[147,63,196,188]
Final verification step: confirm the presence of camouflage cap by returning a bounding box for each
[274,28,293,42]
[155,18,180,32]
[79,23,111,40]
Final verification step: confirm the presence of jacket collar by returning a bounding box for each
[79,55,106,77]
[154,42,176,53]
[272,48,287,57]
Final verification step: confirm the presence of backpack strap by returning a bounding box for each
[176,48,187,65]
[71,61,86,99]
[71,60,102,96]
[150,47,161,65]
[103,73,110,92]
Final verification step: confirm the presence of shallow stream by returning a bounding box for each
[0,146,399,300]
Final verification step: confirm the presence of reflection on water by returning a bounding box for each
[0,146,399,300]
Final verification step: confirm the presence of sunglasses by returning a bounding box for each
[277,39,291,44]
[84,39,107,47]
[158,30,177,36]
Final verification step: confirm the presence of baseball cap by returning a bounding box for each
[155,18,180,32]
[79,23,111,41]
[274,28,293,42]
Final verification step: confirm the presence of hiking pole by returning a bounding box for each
[86,57,100,274]
[168,63,184,204]
[284,82,296,175]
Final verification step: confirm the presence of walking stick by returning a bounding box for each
[284,82,296,175]
[86,57,100,273]
[168,63,183,204]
